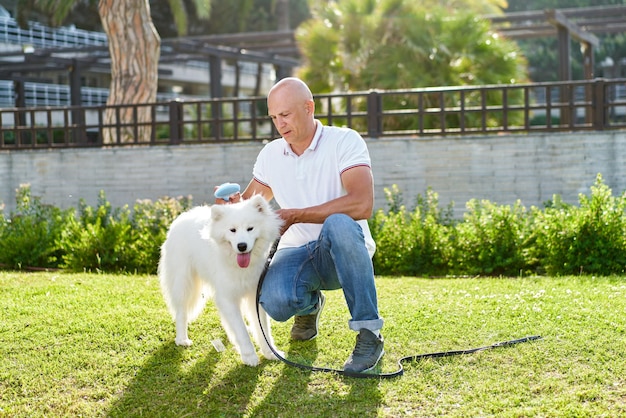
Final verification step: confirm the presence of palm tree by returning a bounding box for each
[15,0,210,143]
[297,0,528,131]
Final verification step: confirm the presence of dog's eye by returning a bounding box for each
[247,227,253,232]
[230,228,236,233]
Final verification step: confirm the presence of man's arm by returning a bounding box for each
[242,178,274,201]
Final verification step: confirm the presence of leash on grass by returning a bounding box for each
[255,242,542,379]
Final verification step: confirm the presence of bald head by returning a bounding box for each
[268,77,313,102]
[267,77,316,154]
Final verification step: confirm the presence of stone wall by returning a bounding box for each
[2,131,625,216]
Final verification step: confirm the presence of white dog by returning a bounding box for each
[158,195,283,366]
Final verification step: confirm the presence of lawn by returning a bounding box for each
[1,272,625,417]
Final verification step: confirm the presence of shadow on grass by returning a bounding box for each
[107,336,382,417]
[106,341,263,417]
[251,338,383,417]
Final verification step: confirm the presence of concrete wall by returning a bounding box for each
[2,131,625,216]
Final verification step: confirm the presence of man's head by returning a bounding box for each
[267,77,316,149]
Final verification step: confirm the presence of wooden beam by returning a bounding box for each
[183,30,296,48]
[544,8,598,82]
[556,24,571,81]
[209,55,222,98]
[170,41,299,67]
[544,9,599,46]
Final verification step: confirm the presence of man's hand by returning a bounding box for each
[213,182,242,204]
[213,187,242,205]
[275,208,297,235]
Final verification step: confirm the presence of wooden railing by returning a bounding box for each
[1,78,626,149]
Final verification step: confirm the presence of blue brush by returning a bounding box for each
[214,182,241,201]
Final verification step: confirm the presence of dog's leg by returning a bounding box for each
[171,274,205,347]
[242,297,284,360]
[175,311,193,346]
[257,309,285,360]
[214,297,260,366]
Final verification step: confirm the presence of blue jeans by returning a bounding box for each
[259,213,384,333]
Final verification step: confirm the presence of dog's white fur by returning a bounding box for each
[158,195,283,366]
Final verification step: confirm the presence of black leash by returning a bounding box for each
[255,243,542,379]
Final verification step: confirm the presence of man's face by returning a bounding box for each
[268,88,312,144]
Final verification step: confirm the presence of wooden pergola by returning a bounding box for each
[488,5,626,81]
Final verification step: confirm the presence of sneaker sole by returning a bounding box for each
[312,293,325,340]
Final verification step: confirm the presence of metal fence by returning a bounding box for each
[1,78,626,149]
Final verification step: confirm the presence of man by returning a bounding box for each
[221,77,384,373]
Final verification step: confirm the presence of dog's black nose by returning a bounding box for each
[237,243,248,252]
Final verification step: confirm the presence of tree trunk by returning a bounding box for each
[98,0,161,144]
[276,0,290,31]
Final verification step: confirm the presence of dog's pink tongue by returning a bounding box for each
[237,252,251,268]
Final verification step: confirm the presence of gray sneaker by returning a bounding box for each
[290,292,326,341]
[343,329,385,373]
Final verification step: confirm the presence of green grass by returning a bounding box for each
[1,272,625,417]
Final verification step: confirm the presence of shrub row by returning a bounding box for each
[1,174,625,276]
[0,186,191,273]
[370,174,626,276]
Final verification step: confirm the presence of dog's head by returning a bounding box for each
[209,194,281,268]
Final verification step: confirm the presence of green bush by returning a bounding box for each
[1,174,625,276]
[370,174,626,277]
[532,174,626,275]
[452,199,530,276]
[0,185,71,269]
[130,195,192,273]
[58,191,136,273]
[57,192,192,274]
[371,186,454,276]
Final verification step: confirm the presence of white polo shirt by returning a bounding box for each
[253,120,376,258]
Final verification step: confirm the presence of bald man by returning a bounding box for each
[224,77,384,373]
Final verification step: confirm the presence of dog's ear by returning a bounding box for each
[250,194,269,213]
[211,204,225,222]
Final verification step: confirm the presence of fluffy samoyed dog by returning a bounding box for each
[158,195,283,366]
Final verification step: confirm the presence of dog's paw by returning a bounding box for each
[241,352,260,367]
[262,348,284,360]
[175,337,193,347]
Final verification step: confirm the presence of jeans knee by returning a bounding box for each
[259,297,292,322]
[324,213,361,237]
[322,213,364,247]
[259,283,299,322]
